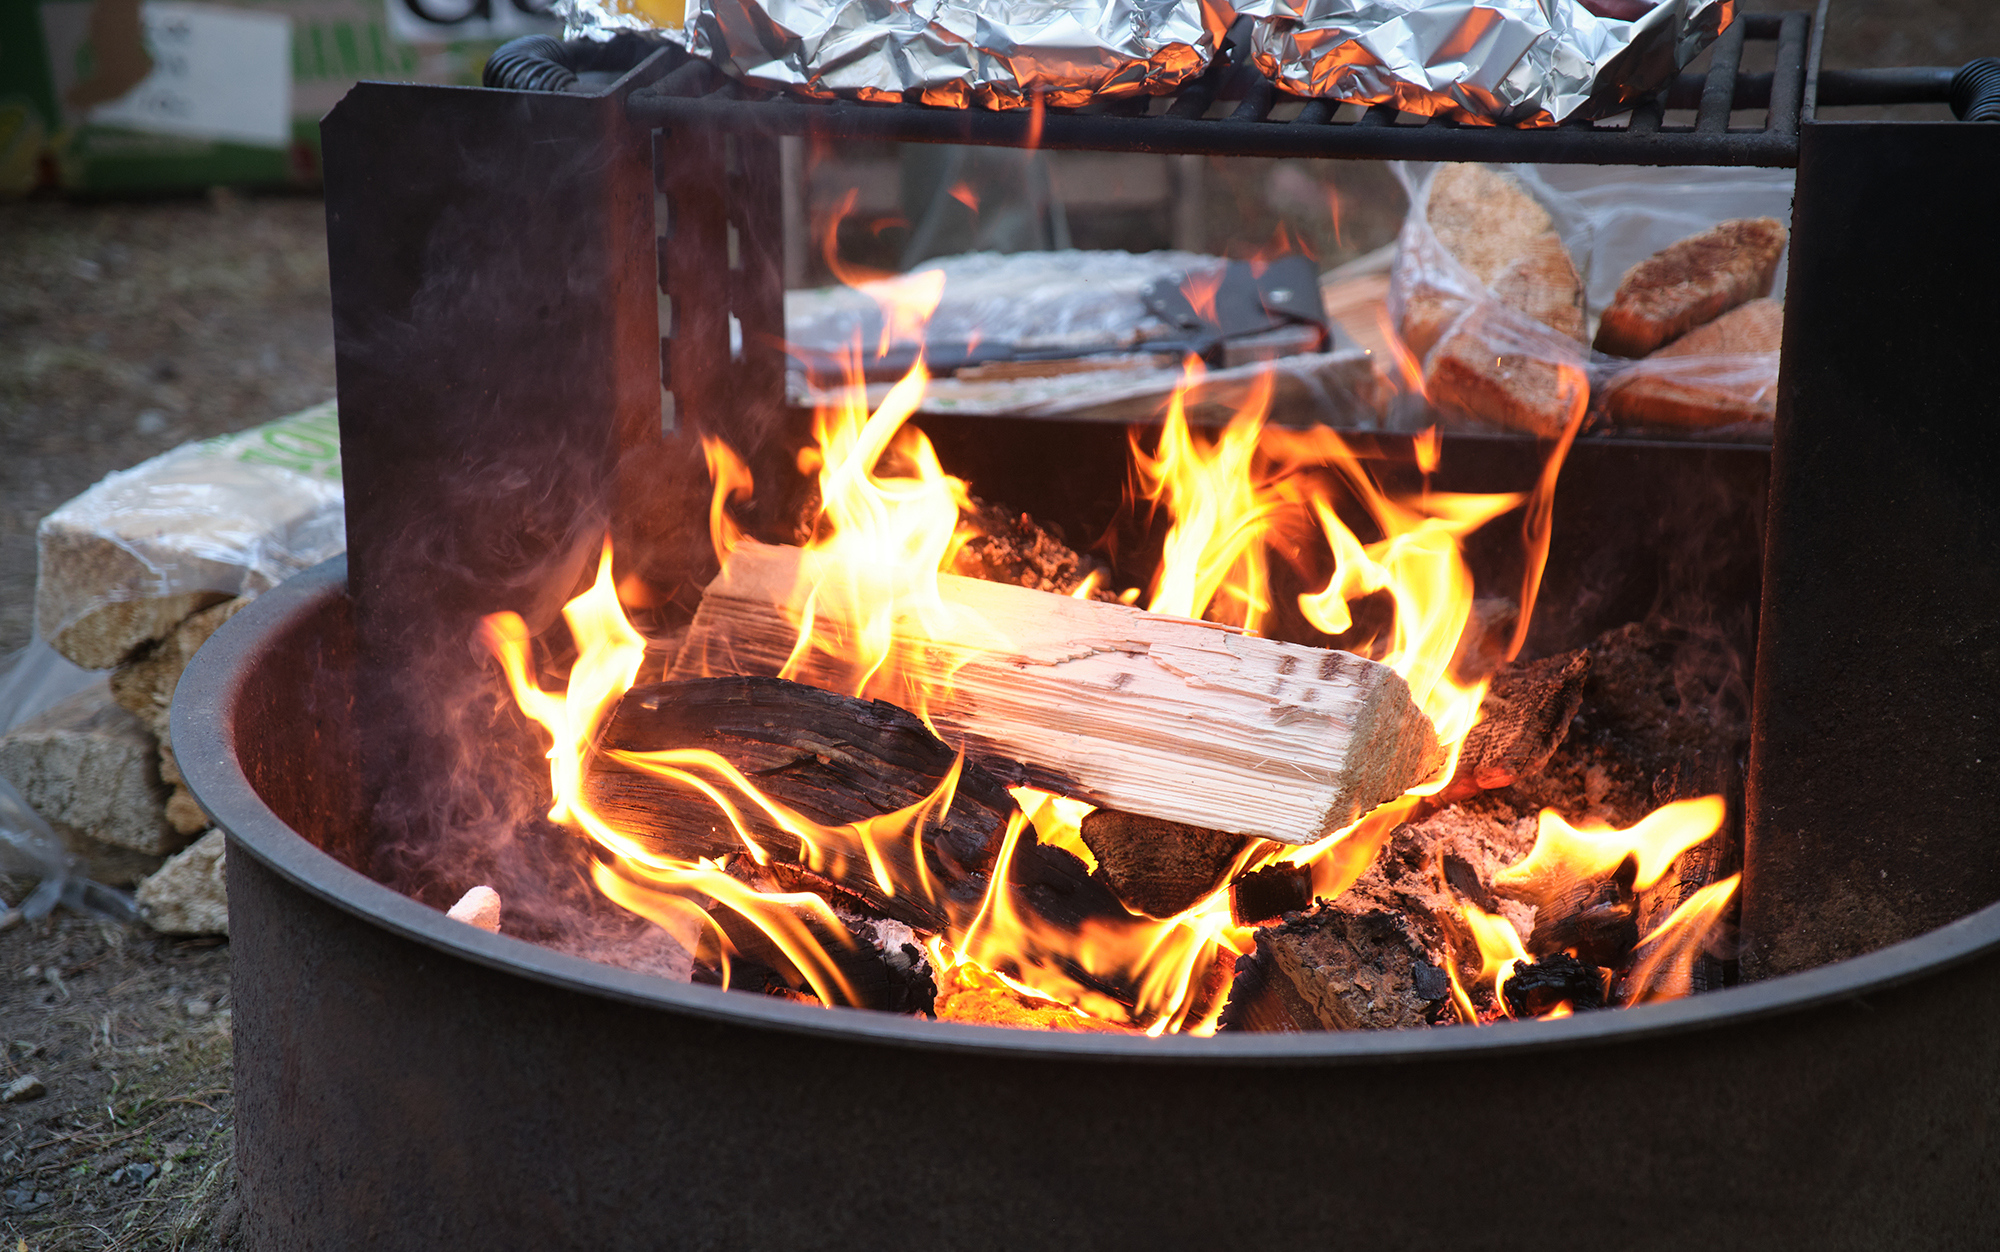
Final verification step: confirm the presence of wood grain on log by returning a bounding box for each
[587,676,1013,933]
[1444,649,1590,801]
[675,541,1445,845]
[1078,810,1250,919]
[584,675,1138,1008]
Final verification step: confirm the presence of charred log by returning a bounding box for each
[1218,902,1456,1032]
[1078,810,1250,919]
[695,898,939,1015]
[1230,862,1314,926]
[1502,953,1605,1017]
[1444,648,1590,800]
[586,676,1014,932]
[1497,620,1748,829]
[586,675,1141,1009]
[948,497,1116,599]
[1524,854,1639,967]
[1220,807,1536,1031]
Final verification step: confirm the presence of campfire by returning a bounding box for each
[464,260,1741,1035]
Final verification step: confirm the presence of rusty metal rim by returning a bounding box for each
[174,556,2000,1067]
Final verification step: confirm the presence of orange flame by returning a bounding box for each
[1413,425,1441,476]
[1492,797,1727,907]
[702,436,753,561]
[480,224,1702,1035]
[1450,901,1530,1021]
[1372,306,1429,398]
[1133,363,1280,630]
[1624,874,1740,1003]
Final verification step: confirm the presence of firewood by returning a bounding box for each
[1077,810,1250,919]
[1230,862,1314,926]
[1218,899,1456,1032]
[1442,649,1591,802]
[1502,953,1605,1017]
[694,899,938,1015]
[1494,620,1749,831]
[932,962,1138,1033]
[1219,808,1533,1031]
[584,675,1139,1008]
[948,496,1116,599]
[676,541,1446,845]
[585,676,1017,933]
[1622,751,1741,999]
[1523,855,1638,967]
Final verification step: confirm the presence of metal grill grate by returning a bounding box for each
[627,10,1816,168]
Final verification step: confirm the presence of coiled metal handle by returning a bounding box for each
[483,35,581,93]
[1950,58,2000,122]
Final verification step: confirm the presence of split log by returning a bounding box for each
[676,541,1445,845]
[1078,810,1250,919]
[0,684,178,866]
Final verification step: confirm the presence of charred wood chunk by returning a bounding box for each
[1230,862,1314,927]
[698,898,938,1016]
[1502,953,1605,1017]
[1499,619,1748,830]
[1451,648,1590,795]
[1524,855,1639,968]
[1078,809,1250,919]
[1219,901,1454,1032]
[949,496,1115,599]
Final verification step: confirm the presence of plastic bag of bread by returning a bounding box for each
[1597,297,1782,435]
[1389,163,1593,438]
[1387,163,1794,441]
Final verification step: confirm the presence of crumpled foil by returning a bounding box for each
[1235,0,1734,126]
[681,0,1220,107]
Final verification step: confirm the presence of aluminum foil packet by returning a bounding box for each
[679,0,1222,107]
[1236,0,1734,126]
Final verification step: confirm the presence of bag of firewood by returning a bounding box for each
[1388,162,1793,440]
[33,400,344,671]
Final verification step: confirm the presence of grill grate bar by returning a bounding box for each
[624,9,1821,167]
[1696,17,1749,133]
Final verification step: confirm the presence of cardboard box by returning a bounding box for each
[0,0,561,194]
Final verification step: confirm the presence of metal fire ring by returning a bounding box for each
[174,555,2000,1065]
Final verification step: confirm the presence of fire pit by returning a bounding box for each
[182,558,2000,1246]
[176,1,2000,1242]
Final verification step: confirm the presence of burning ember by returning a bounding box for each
[472,264,1738,1035]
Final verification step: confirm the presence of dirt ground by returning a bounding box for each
[0,917,236,1251]
[0,2,1990,1246]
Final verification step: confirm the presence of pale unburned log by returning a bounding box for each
[675,542,1446,846]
